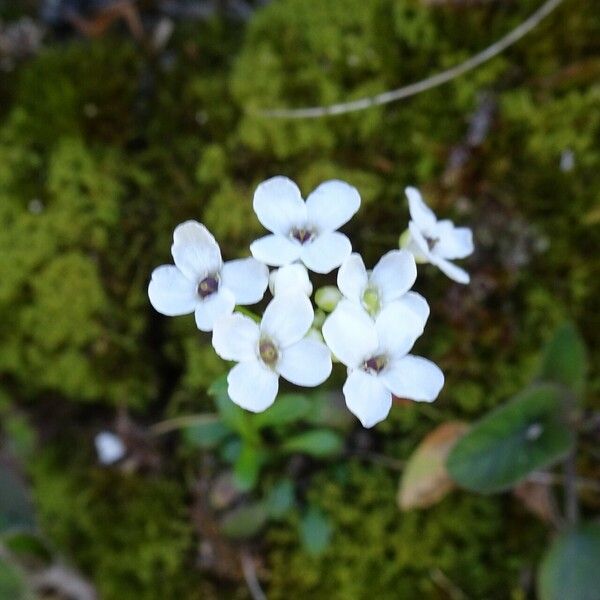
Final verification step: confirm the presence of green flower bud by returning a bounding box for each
[315,286,342,313]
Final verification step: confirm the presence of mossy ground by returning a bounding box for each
[1,0,598,597]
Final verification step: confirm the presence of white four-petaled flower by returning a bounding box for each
[148,221,269,331]
[269,263,313,297]
[405,187,474,284]
[212,294,332,412]
[338,249,429,321]
[322,300,444,428]
[250,176,361,274]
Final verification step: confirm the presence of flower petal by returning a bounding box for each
[405,187,437,231]
[194,287,236,332]
[431,256,470,284]
[375,301,426,358]
[253,176,307,235]
[301,231,352,274]
[381,355,444,402]
[269,263,313,296]
[220,258,269,305]
[171,221,222,281]
[260,293,313,348]
[370,249,417,304]
[305,179,361,232]
[277,337,332,387]
[435,221,474,260]
[408,221,434,262]
[250,234,302,267]
[212,312,260,362]
[148,265,198,316]
[227,360,279,412]
[395,291,430,324]
[337,253,368,304]
[322,300,378,368]
[343,370,392,428]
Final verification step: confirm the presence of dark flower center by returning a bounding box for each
[425,235,439,251]
[259,339,279,367]
[362,355,387,374]
[290,227,315,244]
[197,275,219,298]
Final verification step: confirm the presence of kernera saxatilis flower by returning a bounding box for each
[269,263,313,296]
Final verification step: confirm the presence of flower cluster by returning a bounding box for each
[148,177,473,427]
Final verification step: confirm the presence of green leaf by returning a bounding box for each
[299,507,331,556]
[220,503,268,539]
[447,385,575,493]
[0,560,27,600]
[282,429,344,458]
[538,522,600,600]
[209,376,254,439]
[0,463,35,535]
[182,416,229,449]
[233,443,264,492]
[538,323,588,397]
[253,394,311,429]
[3,532,52,566]
[265,479,295,519]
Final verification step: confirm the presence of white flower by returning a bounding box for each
[322,300,443,428]
[212,294,332,412]
[95,431,126,465]
[404,187,474,284]
[250,176,361,274]
[269,263,313,296]
[148,220,269,331]
[338,250,429,321]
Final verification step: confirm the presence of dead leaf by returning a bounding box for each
[398,421,469,510]
[513,479,559,525]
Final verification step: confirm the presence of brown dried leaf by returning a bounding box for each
[513,479,558,524]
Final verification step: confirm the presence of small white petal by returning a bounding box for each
[405,187,437,231]
[95,431,126,465]
[337,253,368,304]
[253,176,307,235]
[261,293,313,348]
[227,360,279,412]
[171,221,222,281]
[408,221,434,262]
[305,179,361,232]
[381,355,444,402]
[148,265,198,316]
[212,312,260,362]
[301,231,352,274]
[375,302,425,358]
[220,258,269,305]
[435,221,474,260]
[277,337,332,387]
[322,300,378,368]
[343,370,392,428]
[395,291,430,324]
[269,263,313,296]
[370,250,417,304]
[431,255,470,284]
[250,234,302,266]
[194,287,236,332]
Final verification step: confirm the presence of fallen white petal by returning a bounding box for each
[277,337,332,387]
[343,370,392,428]
[370,249,417,304]
[220,258,269,305]
[261,293,313,348]
[305,179,361,232]
[337,253,368,304]
[250,234,302,266]
[253,176,307,235]
[171,221,222,281]
[95,431,126,465]
[381,355,444,402]
[301,231,352,274]
[148,265,198,316]
[212,312,260,362]
[322,300,378,368]
[227,360,279,412]
[405,187,437,231]
[194,287,236,331]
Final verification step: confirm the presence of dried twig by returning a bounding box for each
[241,550,267,600]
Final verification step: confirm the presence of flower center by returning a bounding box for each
[290,227,315,245]
[197,275,219,298]
[424,235,439,251]
[362,354,388,375]
[361,286,380,317]
[259,338,279,367]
